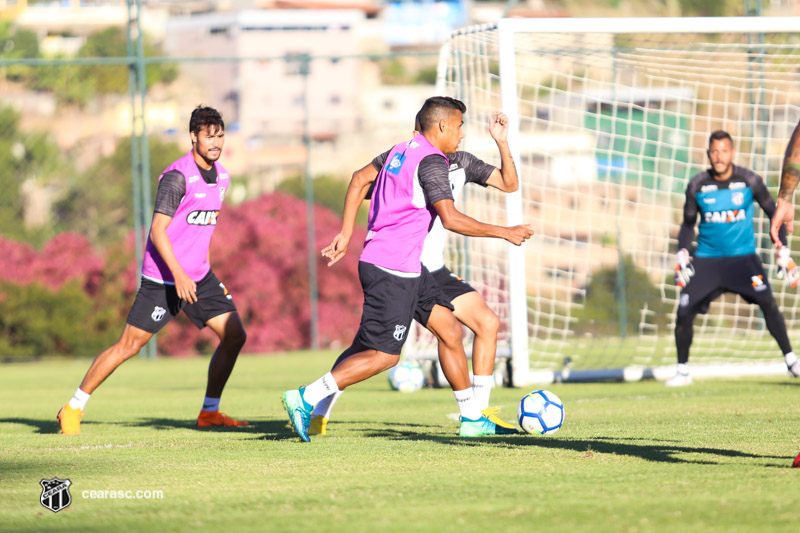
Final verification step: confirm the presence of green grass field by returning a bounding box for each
[2,351,799,532]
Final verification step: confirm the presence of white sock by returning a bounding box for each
[312,390,343,418]
[453,387,482,421]
[677,363,690,376]
[785,352,797,366]
[302,372,340,407]
[202,397,220,412]
[472,374,494,412]
[68,388,90,410]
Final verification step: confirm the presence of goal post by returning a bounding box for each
[407,16,800,386]
[497,22,531,381]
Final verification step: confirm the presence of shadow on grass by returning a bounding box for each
[360,427,789,466]
[0,417,63,434]
[0,415,439,440]
[121,417,262,432]
[0,417,287,438]
[123,418,311,440]
[751,380,800,387]
[4,417,791,466]
[319,419,440,429]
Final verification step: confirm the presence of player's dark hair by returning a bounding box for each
[190,105,224,134]
[414,110,422,132]
[417,96,466,133]
[709,130,733,148]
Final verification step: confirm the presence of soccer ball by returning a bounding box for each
[518,389,564,435]
[388,361,426,393]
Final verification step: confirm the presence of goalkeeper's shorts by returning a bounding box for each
[677,254,773,317]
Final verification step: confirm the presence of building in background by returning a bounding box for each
[1,0,474,190]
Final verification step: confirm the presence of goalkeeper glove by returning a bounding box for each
[674,248,695,288]
[776,245,799,288]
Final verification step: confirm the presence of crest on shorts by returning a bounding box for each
[393,324,407,341]
[219,282,232,300]
[40,478,72,513]
[151,306,166,322]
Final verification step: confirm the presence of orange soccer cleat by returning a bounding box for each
[196,410,249,427]
[57,403,83,435]
[793,452,800,468]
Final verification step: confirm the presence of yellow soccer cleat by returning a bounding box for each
[57,403,83,435]
[196,410,249,427]
[481,406,517,431]
[309,415,328,435]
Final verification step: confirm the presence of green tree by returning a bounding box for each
[0,280,122,359]
[0,107,24,239]
[0,22,40,82]
[54,136,183,245]
[677,0,744,16]
[574,255,671,336]
[414,65,438,85]
[377,57,412,85]
[0,106,68,245]
[76,27,177,95]
[24,27,178,106]
[276,174,370,227]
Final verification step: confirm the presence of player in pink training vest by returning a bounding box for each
[309,110,520,434]
[57,106,248,435]
[281,96,534,441]
[768,119,800,467]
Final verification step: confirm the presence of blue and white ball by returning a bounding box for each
[388,361,426,393]
[518,389,564,435]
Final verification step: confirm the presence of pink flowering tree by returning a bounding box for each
[0,192,366,358]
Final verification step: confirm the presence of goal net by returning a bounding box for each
[404,17,800,385]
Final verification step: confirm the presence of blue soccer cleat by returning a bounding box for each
[459,415,518,437]
[281,388,312,442]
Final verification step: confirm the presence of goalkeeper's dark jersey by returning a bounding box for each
[678,165,785,258]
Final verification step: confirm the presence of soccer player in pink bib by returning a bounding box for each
[281,97,534,441]
[57,106,248,435]
[309,109,521,434]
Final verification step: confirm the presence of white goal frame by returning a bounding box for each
[424,16,800,386]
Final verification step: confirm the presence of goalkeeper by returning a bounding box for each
[669,130,799,386]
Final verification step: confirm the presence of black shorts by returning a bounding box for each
[413,266,465,326]
[430,266,476,302]
[356,262,452,355]
[126,270,237,333]
[678,254,774,317]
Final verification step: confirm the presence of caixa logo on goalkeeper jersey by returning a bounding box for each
[186,210,219,226]
[702,209,746,224]
[695,184,756,258]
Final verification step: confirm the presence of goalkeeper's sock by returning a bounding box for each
[68,388,90,410]
[676,363,690,376]
[453,387,482,421]
[472,374,494,411]
[202,397,220,412]
[302,372,340,407]
[785,352,797,367]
